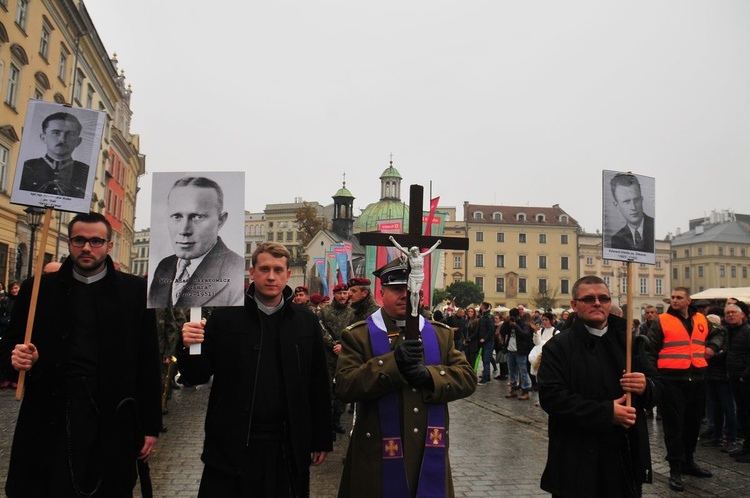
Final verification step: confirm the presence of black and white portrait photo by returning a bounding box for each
[11,101,105,213]
[602,170,656,264]
[147,172,245,308]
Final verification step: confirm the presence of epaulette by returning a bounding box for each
[431,321,451,330]
[344,320,367,332]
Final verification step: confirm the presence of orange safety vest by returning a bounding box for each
[657,313,709,370]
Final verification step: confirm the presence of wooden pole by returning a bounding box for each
[16,208,53,400]
[625,261,635,407]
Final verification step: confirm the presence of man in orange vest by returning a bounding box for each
[646,287,722,492]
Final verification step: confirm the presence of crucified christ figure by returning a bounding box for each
[389,236,442,317]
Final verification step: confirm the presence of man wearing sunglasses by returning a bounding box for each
[646,287,722,491]
[0,212,161,497]
[538,276,661,497]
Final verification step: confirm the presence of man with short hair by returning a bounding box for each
[446,308,466,352]
[609,173,655,252]
[179,242,332,497]
[725,301,750,462]
[336,258,476,497]
[320,283,354,435]
[0,212,161,496]
[646,287,721,491]
[347,277,379,323]
[501,308,534,400]
[20,112,90,198]
[477,302,495,385]
[293,285,310,305]
[539,276,660,497]
[148,177,244,308]
[639,305,658,336]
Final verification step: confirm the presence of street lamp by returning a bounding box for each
[24,207,44,279]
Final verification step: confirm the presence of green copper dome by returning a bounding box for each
[354,199,409,233]
[333,185,354,198]
[379,165,402,179]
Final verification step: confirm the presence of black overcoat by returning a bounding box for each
[0,256,162,495]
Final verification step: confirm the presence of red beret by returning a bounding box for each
[310,293,323,305]
[348,277,371,287]
[294,286,309,294]
[333,283,348,292]
[322,295,330,302]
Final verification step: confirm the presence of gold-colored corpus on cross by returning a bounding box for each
[430,428,443,445]
[385,439,400,457]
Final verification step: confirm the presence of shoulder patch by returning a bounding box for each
[431,320,451,330]
[345,319,367,332]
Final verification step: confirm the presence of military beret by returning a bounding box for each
[294,286,309,294]
[322,295,330,303]
[310,293,323,305]
[333,283,348,292]
[348,277,371,287]
[373,258,408,286]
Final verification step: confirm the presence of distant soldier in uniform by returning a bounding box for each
[336,258,476,497]
[320,283,355,435]
[347,277,379,323]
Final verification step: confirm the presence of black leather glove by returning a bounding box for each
[401,363,433,389]
[394,340,423,372]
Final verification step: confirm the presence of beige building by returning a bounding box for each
[670,210,750,293]
[131,228,149,277]
[463,202,580,309]
[244,211,266,285]
[579,232,671,319]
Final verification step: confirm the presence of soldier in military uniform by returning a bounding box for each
[335,259,476,498]
[320,283,355,435]
[348,277,380,323]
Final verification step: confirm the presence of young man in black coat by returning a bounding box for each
[0,212,161,497]
[180,242,333,497]
[538,275,661,498]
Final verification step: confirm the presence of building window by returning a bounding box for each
[718,247,724,256]
[586,256,593,265]
[697,248,703,256]
[685,267,691,278]
[86,85,94,108]
[40,26,50,60]
[561,256,569,270]
[73,69,84,103]
[5,64,20,108]
[453,255,462,269]
[603,275,611,288]
[539,255,547,269]
[519,233,526,243]
[603,259,611,266]
[15,0,28,30]
[539,233,547,244]
[497,232,504,243]
[672,251,677,259]
[476,231,483,242]
[621,277,627,293]
[560,279,569,295]
[496,254,505,268]
[560,215,568,223]
[474,212,483,220]
[517,213,526,221]
[0,144,8,192]
[286,231,293,242]
[561,234,569,245]
[731,266,737,278]
[518,255,527,269]
[673,268,678,280]
[276,232,283,242]
[743,267,748,279]
[719,266,725,277]
[267,232,273,241]
[496,277,505,293]
[493,212,502,221]
[536,214,545,222]
[656,278,663,295]
[698,266,703,277]
[742,249,746,257]
[538,279,547,293]
[730,248,735,256]
[475,276,484,290]
[684,249,690,258]
[640,278,647,294]
[656,260,662,269]
[518,278,527,294]
[475,254,484,267]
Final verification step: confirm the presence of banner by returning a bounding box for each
[314,258,328,296]
[333,244,349,284]
[326,251,337,297]
[371,220,404,303]
[421,210,446,310]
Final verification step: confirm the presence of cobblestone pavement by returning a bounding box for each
[0,373,749,497]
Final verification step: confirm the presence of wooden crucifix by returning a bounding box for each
[358,184,469,340]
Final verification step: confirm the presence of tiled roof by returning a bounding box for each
[465,204,579,226]
[671,221,750,246]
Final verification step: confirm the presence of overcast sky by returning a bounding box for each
[85,1,750,238]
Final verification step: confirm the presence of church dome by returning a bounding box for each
[353,158,409,233]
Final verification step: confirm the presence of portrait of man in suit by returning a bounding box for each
[19,112,89,198]
[608,173,654,253]
[148,176,245,308]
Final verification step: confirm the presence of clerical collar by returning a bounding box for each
[255,295,284,315]
[395,320,406,328]
[72,266,108,284]
[585,324,608,337]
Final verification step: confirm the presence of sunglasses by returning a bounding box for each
[574,295,612,305]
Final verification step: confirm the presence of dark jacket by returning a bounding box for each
[726,321,750,380]
[610,214,655,252]
[538,315,661,497]
[0,256,162,495]
[500,320,534,355]
[177,284,333,487]
[705,324,729,382]
[478,310,495,345]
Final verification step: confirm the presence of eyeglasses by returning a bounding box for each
[69,236,108,248]
[574,295,612,305]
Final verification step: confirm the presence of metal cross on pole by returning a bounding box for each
[358,184,469,340]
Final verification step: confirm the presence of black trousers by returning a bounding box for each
[730,377,750,449]
[660,379,706,463]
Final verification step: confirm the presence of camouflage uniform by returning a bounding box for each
[350,293,379,324]
[320,300,355,431]
[156,306,187,414]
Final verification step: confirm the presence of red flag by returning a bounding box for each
[425,196,440,236]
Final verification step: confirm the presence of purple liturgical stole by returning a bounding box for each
[367,311,447,498]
